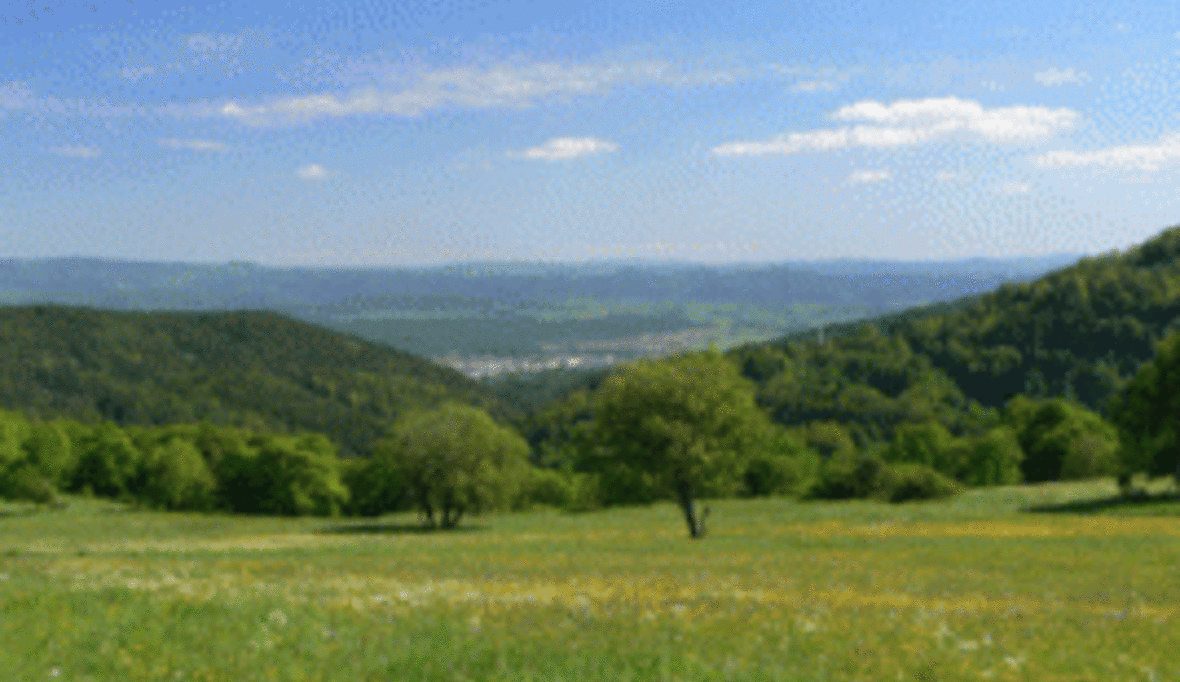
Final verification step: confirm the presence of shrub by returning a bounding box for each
[873,462,963,503]
[805,449,887,500]
[0,463,58,505]
[513,466,572,511]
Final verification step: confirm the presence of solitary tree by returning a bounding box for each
[588,345,771,538]
[372,402,530,529]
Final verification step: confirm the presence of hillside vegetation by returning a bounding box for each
[0,306,519,459]
[732,226,1180,425]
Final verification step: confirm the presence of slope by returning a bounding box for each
[0,304,519,458]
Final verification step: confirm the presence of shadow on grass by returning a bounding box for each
[317,520,490,535]
[1026,490,1180,515]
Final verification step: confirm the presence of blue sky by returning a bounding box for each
[4,0,1180,268]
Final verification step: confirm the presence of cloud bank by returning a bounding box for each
[1032,133,1180,171]
[712,97,1079,156]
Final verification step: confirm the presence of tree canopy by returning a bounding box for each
[371,402,531,529]
[587,345,773,538]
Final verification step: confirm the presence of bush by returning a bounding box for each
[514,466,573,511]
[0,463,58,505]
[805,449,887,500]
[873,462,963,503]
[510,465,604,513]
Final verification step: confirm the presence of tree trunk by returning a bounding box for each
[421,500,436,528]
[678,489,711,539]
[442,506,463,529]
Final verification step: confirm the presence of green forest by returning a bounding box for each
[4,225,1180,522]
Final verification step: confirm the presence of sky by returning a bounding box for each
[4,0,1180,268]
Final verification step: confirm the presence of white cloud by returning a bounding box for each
[1034,67,1088,86]
[793,80,837,93]
[208,60,761,126]
[511,137,619,161]
[848,169,892,184]
[1032,133,1180,171]
[47,145,100,158]
[158,138,228,152]
[998,181,1032,194]
[713,97,1078,156]
[296,164,329,180]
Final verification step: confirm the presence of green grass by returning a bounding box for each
[2,479,1178,682]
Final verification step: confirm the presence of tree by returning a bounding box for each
[958,426,1024,487]
[742,425,820,497]
[249,432,350,517]
[884,420,957,475]
[1106,330,1180,488]
[135,437,218,511]
[68,421,143,499]
[588,346,771,538]
[20,421,78,490]
[1003,395,1120,482]
[372,402,530,529]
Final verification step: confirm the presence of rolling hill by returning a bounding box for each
[0,304,519,459]
[718,224,1180,447]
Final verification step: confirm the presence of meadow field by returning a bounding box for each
[2,479,1178,682]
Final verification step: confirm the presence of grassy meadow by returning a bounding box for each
[2,479,1178,682]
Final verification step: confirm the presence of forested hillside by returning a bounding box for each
[734,225,1180,422]
[516,225,1180,477]
[0,305,519,459]
[705,225,1180,455]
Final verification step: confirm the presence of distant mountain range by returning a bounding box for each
[0,253,1089,376]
